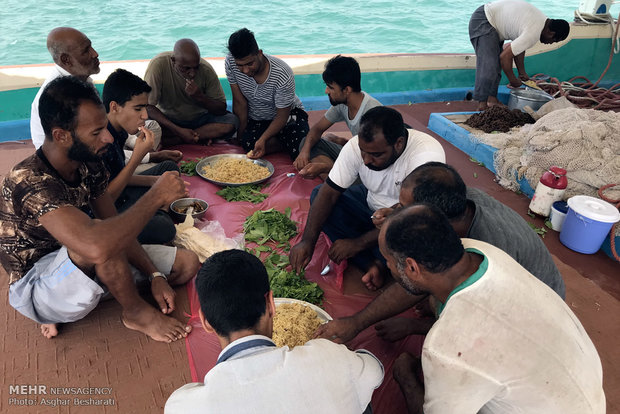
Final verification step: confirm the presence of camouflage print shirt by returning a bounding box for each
[0,149,109,285]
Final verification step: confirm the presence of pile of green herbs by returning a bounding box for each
[217,184,269,204]
[244,208,324,305]
[179,157,204,176]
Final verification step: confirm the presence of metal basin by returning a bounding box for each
[169,198,208,222]
[196,154,274,187]
[508,88,553,112]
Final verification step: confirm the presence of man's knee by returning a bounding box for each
[169,248,200,285]
[310,184,322,204]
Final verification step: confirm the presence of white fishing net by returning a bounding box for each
[471,106,620,236]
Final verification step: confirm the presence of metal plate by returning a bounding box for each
[195,154,274,187]
[274,298,332,322]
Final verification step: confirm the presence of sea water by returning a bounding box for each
[0,0,615,66]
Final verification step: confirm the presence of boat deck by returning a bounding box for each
[1,101,618,413]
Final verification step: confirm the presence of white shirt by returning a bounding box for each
[422,239,605,414]
[165,335,384,414]
[30,65,72,150]
[328,129,445,211]
[484,0,547,56]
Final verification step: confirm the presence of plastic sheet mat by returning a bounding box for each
[179,143,424,414]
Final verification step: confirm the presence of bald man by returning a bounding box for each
[30,27,101,149]
[145,39,239,146]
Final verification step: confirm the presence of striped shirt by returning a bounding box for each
[225,54,303,121]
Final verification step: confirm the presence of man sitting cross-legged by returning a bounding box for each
[145,39,239,146]
[165,249,383,414]
[0,76,199,342]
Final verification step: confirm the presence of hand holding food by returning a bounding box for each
[372,207,394,229]
[152,171,189,208]
[315,317,360,344]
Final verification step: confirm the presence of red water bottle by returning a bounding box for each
[529,166,568,217]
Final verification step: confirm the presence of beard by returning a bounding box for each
[329,96,345,106]
[396,263,428,296]
[365,146,400,171]
[68,131,109,162]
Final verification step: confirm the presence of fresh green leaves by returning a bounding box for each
[216,184,269,203]
[469,157,485,167]
[179,158,204,176]
[527,221,548,238]
[244,208,323,305]
[243,208,297,245]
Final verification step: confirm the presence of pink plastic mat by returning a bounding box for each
[177,143,423,414]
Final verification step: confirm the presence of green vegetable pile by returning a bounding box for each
[179,158,204,176]
[216,184,269,204]
[244,208,298,245]
[243,208,324,305]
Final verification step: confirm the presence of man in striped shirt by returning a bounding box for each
[225,28,309,159]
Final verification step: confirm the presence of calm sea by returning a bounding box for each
[0,0,614,66]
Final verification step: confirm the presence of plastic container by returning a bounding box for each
[549,200,569,231]
[529,167,568,217]
[560,196,620,254]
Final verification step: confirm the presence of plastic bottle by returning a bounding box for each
[529,166,568,217]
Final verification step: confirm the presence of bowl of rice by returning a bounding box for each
[196,154,274,186]
[273,298,332,348]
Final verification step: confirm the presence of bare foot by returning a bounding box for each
[41,323,59,339]
[122,306,192,343]
[361,263,386,291]
[299,162,331,179]
[375,317,417,342]
[487,96,505,108]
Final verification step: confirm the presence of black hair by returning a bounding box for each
[196,249,270,337]
[549,19,570,42]
[322,55,361,92]
[385,203,464,273]
[402,162,467,219]
[227,28,259,59]
[102,68,151,112]
[39,76,102,139]
[359,106,407,145]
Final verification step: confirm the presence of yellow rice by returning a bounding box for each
[273,303,322,348]
[200,158,270,183]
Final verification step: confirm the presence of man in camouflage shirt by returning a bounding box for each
[0,76,199,342]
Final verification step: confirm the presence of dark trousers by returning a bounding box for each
[242,107,310,159]
[311,184,384,271]
[115,161,178,244]
[469,5,504,102]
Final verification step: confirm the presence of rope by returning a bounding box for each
[598,184,620,262]
[529,11,620,110]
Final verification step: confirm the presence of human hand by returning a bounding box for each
[289,240,314,273]
[371,207,394,229]
[328,238,362,264]
[150,150,183,163]
[314,317,361,344]
[151,277,176,314]
[134,126,155,158]
[293,151,310,171]
[250,139,266,159]
[177,127,199,144]
[518,73,530,82]
[508,79,523,88]
[184,79,202,98]
[152,170,189,208]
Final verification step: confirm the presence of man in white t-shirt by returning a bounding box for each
[290,106,445,290]
[30,27,101,149]
[165,249,383,414]
[380,204,605,414]
[294,55,382,180]
[469,0,569,110]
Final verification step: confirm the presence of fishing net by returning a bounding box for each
[472,107,620,235]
